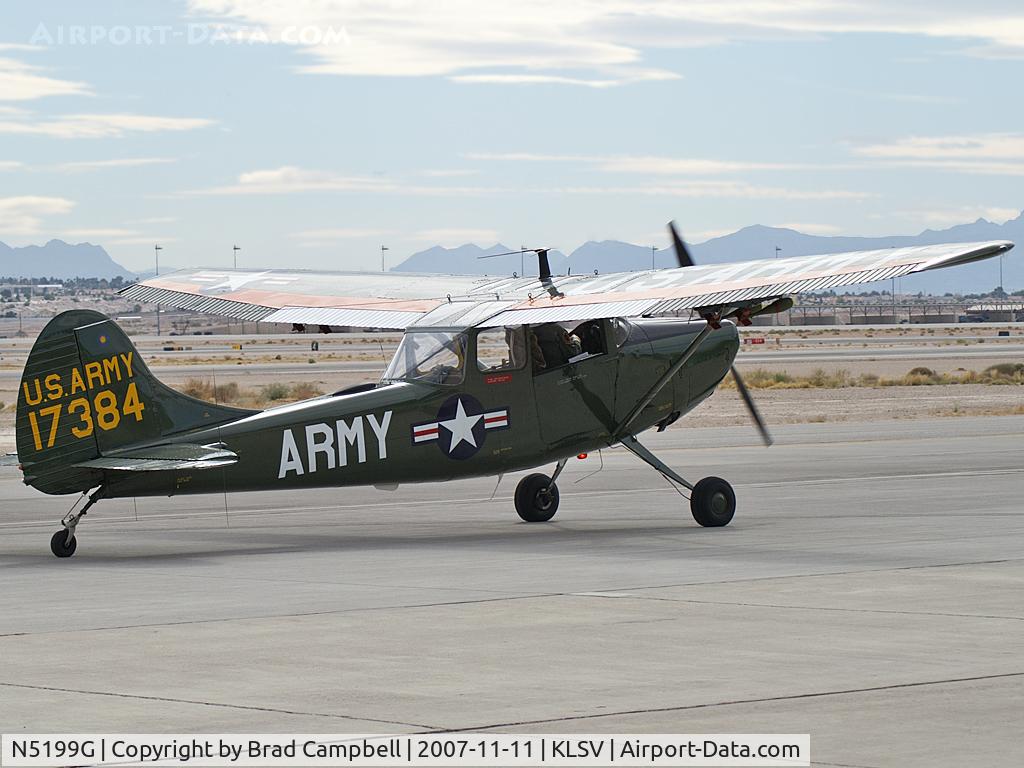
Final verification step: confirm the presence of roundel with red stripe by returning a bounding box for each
[410,394,509,460]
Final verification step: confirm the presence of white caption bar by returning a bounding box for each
[1,734,809,767]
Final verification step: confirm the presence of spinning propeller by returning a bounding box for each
[667,221,774,447]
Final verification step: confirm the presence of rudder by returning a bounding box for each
[17,310,252,494]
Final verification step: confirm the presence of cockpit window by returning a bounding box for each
[477,327,527,372]
[383,331,467,385]
[612,317,631,348]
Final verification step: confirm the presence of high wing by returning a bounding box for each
[121,240,1013,329]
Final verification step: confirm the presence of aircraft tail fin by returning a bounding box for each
[16,310,251,494]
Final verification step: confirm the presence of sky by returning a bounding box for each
[1,1,1024,272]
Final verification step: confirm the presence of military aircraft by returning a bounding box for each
[15,225,1013,557]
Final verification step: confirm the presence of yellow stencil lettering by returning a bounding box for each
[69,397,94,438]
[44,373,64,401]
[70,367,86,394]
[102,356,121,384]
[22,379,43,406]
[39,404,61,448]
[28,410,43,451]
[119,351,134,378]
[84,361,104,391]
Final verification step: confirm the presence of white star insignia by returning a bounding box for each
[204,271,274,292]
[439,398,482,452]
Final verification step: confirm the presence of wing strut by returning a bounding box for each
[611,321,715,440]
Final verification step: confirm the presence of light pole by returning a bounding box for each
[233,244,240,269]
[381,244,389,272]
[154,244,162,336]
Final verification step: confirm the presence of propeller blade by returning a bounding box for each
[667,220,695,268]
[731,365,774,446]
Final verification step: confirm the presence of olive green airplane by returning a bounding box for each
[16,224,1013,557]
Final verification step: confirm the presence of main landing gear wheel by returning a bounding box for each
[690,476,736,528]
[515,473,560,522]
[50,530,77,558]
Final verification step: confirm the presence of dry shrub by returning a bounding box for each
[290,381,323,400]
[807,368,851,388]
[182,378,213,399]
[261,383,290,401]
[214,382,240,403]
[983,363,1024,382]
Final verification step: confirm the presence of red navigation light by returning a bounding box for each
[577,453,588,460]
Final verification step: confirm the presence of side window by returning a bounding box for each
[476,327,527,372]
[569,320,607,356]
[611,317,631,348]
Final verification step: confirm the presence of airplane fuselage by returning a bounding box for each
[100,319,739,499]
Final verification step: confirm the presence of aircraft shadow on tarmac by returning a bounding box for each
[3,516,740,565]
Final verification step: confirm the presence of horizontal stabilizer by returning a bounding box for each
[74,443,237,472]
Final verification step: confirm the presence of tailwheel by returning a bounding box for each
[515,473,560,522]
[690,476,736,527]
[50,530,77,558]
[49,486,104,558]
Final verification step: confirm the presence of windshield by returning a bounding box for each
[383,331,467,385]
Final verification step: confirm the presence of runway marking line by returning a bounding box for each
[0,681,438,730]
[442,671,1024,732]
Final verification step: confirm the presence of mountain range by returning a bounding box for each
[394,211,1024,295]
[0,240,135,280]
[2,211,1022,293]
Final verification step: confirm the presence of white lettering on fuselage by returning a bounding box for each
[278,410,392,479]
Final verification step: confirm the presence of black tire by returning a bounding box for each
[515,473,560,522]
[690,476,736,527]
[50,530,77,558]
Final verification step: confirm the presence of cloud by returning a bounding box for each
[451,70,680,88]
[108,235,179,245]
[61,228,140,239]
[895,206,1022,227]
[196,166,395,195]
[194,165,863,202]
[291,227,390,240]
[192,166,489,196]
[185,0,1024,86]
[54,157,178,172]
[852,133,1024,175]
[0,160,23,171]
[0,195,75,236]
[414,228,500,245]
[418,168,479,178]
[557,181,871,200]
[186,0,679,84]
[774,222,843,235]
[0,55,90,101]
[0,113,214,139]
[466,151,827,174]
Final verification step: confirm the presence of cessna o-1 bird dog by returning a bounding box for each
[16,224,1013,557]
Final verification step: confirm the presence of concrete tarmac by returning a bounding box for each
[1,417,1022,767]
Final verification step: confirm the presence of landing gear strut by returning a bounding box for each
[619,435,736,527]
[515,458,567,523]
[50,487,105,558]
